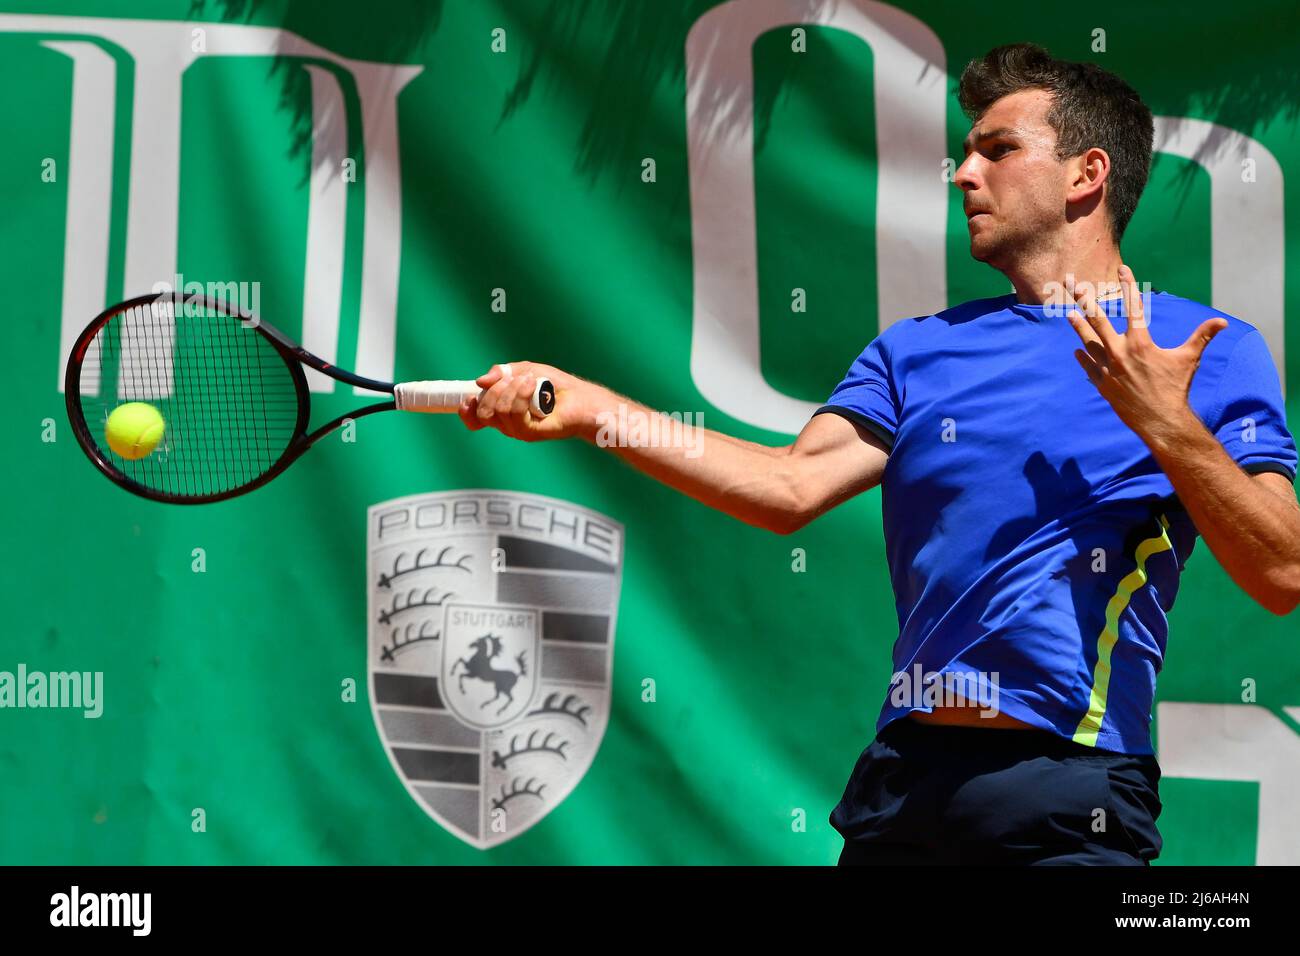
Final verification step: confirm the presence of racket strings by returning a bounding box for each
[77,297,301,498]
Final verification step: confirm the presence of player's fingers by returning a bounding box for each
[475,372,518,420]
[492,408,522,441]
[475,363,513,389]
[1066,309,1104,350]
[511,375,540,424]
[476,373,528,440]
[1179,317,1229,359]
[1118,264,1152,341]
[495,372,536,419]
[458,394,488,431]
[492,378,517,418]
[1084,337,1110,371]
[1072,278,1122,350]
[1074,349,1105,388]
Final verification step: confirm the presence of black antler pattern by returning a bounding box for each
[377,587,454,625]
[377,547,473,589]
[379,620,439,662]
[491,731,571,769]
[491,776,547,810]
[525,692,592,728]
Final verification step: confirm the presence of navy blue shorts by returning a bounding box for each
[831,718,1162,865]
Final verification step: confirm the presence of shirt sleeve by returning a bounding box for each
[1209,329,1298,482]
[811,334,899,450]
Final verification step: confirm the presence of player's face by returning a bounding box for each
[954,89,1072,269]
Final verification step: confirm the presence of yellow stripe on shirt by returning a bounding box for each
[1073,514,1173,747]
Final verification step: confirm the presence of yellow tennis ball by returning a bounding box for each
[105,402,165,460]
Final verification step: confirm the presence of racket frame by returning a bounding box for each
[65,290,398,505]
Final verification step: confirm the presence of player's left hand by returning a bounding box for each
[1066,263,1228,441]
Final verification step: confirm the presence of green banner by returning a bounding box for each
[1,0,1297,864]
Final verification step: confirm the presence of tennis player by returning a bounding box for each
[458,43,1300,865]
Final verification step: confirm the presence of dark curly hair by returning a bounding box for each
[957,43,1154,244]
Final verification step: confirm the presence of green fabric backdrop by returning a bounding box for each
[1,0,1297,864]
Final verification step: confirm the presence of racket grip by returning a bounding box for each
[394,377,556,418]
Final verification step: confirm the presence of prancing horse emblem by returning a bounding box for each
[452,634,528,717]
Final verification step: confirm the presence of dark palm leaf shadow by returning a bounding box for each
[189,0,1300,200]
[499,0,835,180]
[188,0,847,188]
[189,0,444,185]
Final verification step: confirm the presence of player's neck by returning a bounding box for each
[1004,244,1125,306]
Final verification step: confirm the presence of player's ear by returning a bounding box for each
[1065,147,1109,206]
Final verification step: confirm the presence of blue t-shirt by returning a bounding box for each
[816,291,1297,754]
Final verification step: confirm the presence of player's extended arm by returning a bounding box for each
[457,362,888,535]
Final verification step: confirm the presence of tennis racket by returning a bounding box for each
[64,291,555,504]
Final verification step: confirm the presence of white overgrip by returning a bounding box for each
[394,367,554,418]
[392,380,479,413]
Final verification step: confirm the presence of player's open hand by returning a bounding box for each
[1066,264,1227,441]
[458,362,598,442]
